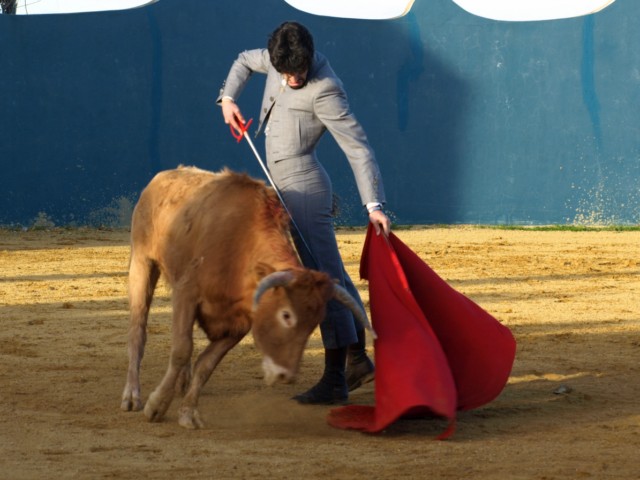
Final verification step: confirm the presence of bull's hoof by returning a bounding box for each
[178,406,205,429]
[144,405,163,423]
[144,391,171,422]
[121,385,143,412]
[120,396,143,412]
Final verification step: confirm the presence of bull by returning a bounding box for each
[120,166,373,429]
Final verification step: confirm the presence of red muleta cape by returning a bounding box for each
[328,225,516,438]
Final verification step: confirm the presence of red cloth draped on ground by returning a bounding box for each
[327,225,516,438]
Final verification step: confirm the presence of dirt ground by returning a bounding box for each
[0,226,638,479]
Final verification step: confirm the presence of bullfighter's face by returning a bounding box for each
[282,70,308,89]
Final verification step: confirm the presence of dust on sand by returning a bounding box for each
[1,227,638,479]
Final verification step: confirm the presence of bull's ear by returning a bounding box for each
[254,262,276,281]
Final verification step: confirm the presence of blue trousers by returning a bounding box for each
[268,152,365,349]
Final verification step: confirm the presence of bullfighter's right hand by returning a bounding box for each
[221,98,246,136]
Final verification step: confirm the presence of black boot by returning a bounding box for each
[293,347,348,405]
[346,327,375,392]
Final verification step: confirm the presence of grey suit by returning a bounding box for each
[218,49,386,349]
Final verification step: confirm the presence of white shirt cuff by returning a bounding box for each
[366,202,383,214]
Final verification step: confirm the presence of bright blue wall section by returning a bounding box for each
[1,0,638,226]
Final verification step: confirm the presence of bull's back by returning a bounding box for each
[131,167,217,253]
[131,166,282,277]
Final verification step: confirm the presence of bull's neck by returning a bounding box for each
[254,230,301,271]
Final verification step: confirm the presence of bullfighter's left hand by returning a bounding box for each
[369,210,391,237]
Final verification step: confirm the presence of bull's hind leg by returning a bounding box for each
[144,293,197,422]
[177,336,242,429]
[121,252,160,412]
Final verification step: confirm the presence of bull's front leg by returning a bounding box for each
[144,296,196,422]
[178,335,243,429]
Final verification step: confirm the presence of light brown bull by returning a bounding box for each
[120,166,372,429]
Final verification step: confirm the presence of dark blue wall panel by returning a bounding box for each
[1,0,638,226]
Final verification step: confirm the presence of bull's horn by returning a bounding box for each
[332,284,378,340]
[253,271,295,311]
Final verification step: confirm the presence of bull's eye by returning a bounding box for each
[277,308,297,328]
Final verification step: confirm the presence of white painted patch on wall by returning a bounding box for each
[283,0,414,20]
[450,0,616,22]
[283,0,615,22]
[13,0,157,15]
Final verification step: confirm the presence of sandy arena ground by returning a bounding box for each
[0,226,639,479]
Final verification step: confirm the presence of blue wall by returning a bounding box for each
[1,0,638,226]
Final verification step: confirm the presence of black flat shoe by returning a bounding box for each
[293,382,348,405]
[346,356,375,392]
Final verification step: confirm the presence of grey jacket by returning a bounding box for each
[218,49,386,207]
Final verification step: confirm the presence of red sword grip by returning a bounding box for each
[230,118,253,143]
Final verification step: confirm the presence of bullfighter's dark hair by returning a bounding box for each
[268,21,314,74]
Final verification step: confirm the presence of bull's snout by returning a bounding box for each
[262,356,296,386]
